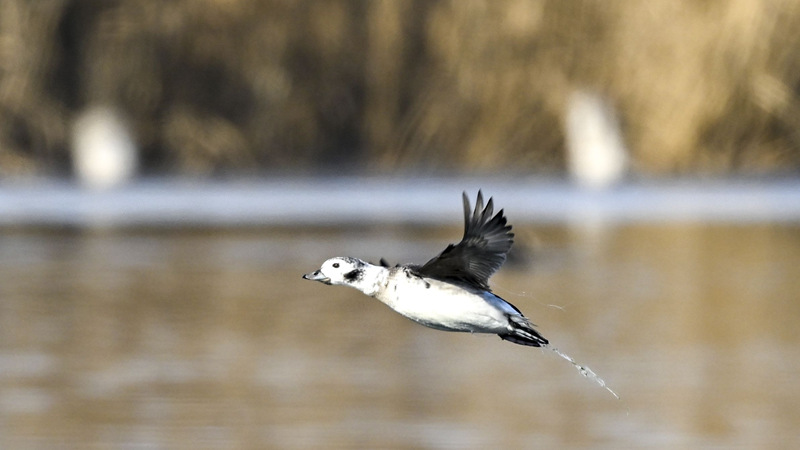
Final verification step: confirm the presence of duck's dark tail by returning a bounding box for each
[499,314,621,401]
[499,314,549,347]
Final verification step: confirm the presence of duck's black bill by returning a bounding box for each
[302,270,332,285]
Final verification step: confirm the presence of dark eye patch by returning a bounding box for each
[333,263,340,268]
[343,269,362,282]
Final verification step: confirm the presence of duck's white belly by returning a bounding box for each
[376,271,515,333]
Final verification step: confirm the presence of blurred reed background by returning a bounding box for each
[1,0,800,178]
[1,1,800,450]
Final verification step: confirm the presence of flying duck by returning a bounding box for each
[303,191,618,398]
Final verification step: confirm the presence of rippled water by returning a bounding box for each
[1,224,798,449]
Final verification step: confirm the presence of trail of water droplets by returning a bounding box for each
[546,345,622,401]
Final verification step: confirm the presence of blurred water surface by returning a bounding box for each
[1,224,798,449]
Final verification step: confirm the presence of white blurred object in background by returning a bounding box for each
[72,106,138,189]
[565,90,628,189]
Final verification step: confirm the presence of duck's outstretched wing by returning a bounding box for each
[413,191,513,290]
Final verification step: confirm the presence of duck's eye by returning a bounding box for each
[333,263,340,268]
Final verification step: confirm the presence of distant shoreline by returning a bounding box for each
[0,177,798,227]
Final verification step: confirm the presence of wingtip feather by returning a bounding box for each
[474,191,484,219]
[462,191,471,233]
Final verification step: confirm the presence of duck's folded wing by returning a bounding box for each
[414,191,513,290]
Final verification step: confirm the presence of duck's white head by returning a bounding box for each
[303,256,374,286]
[303,257,386,296]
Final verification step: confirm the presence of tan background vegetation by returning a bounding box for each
[1,0,799,176]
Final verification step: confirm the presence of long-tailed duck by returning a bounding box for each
[303,191,618,398]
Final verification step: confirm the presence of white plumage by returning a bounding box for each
[303,191,620,399]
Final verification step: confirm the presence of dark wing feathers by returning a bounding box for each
[414,190,514,290]
[378,258,393,268]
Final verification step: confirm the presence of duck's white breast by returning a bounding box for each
[375,269,512,333]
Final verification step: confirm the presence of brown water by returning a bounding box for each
[1,224,798,449]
